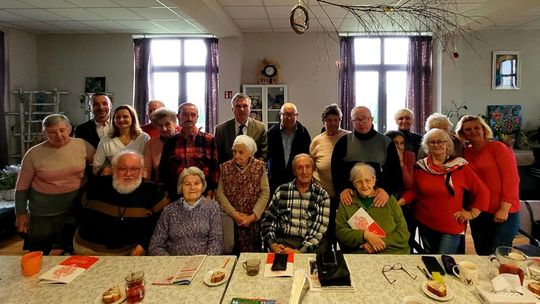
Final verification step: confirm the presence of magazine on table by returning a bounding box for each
[153,255,207,285]
[39,256,99,284]
[263,253,294,278]
[307,258,356,291]
[347,207,386,237]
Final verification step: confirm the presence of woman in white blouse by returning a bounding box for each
[93,104,150,175]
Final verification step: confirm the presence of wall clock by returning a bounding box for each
[263,65,277,78]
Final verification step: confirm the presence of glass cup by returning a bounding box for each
[20,251,43,277]
[243,258,261,276]
[125,271,145,303]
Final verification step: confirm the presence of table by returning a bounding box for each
[0,255,236,304]
[223,253,494,304]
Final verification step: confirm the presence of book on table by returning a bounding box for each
[39,256,99,284]
[152,255,207,285]
[346,207,386,237]
[230,298,276,304]
[263,253,294,278]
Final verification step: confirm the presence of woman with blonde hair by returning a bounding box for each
[394,108,422,155]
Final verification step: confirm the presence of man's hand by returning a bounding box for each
[373,188,389,207]
[270,243,286,253]
[15,214,29,234]
[363,230,386,252]
[340,189,354,205]
[130,244,146,256]
[49,249,65,256]
[281,247,300,254]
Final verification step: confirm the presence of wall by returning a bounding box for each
[217,36,243,124]
[441,30,540,131]
[37,34,134,125]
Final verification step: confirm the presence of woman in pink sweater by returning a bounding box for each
[400,128,489,254]
[456,115,520,255]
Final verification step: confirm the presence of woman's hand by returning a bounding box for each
[49,249,65,256]
[361,242,376,254]
[340,189,354,205]
[494,202,511,223]
[238,213,257,227]
[453,210,473,224]
[397,197,407,206]
[15,214,29,234]
[363,230,386,252]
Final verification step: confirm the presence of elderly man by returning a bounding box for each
[143,107,181,182]
[262,154,330,253]
[267,102,311,193]
[74,93,111,148]
[74,150,168,255]
[159,103,219,200]
[331,106,402,205]
[215,93,267,164]
[141,100,166,138]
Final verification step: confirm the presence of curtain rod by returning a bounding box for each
[132,34,216,38]
[339,32,432,37]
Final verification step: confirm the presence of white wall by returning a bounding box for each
[441,30,540,131]
[37,34,134,125]
[217,36,243,124]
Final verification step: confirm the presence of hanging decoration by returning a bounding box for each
[290,1,309,34]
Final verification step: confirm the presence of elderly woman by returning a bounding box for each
[456,115,520,255]
[143,107,180,182]
[216,135,270,253]
[420,112,463,158]
[94,104,150,175]
[149,166,223,255]
[400,128,489,254]
[15,114,94,254]
[335,163,409,254]
[394,108,422,155]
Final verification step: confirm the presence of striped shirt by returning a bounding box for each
[261,180,330,253]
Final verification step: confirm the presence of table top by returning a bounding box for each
[223,253,498,304]
[0,255,236,304]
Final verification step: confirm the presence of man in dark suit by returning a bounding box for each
[74,93,111,149]
[215,93,267,164]
[267,102,311,193]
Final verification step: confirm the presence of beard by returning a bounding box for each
[112,175,142,194]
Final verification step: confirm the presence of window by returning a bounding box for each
[150,39,207,130]
[354,37,409,132]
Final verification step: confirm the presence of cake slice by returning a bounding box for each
[427,280,447,297]
[102,286,121,304]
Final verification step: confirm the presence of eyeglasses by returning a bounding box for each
[280,112,297,118]
[427,140,447,146]
[116,167,141,174]
[381,263,417,284]
[352,116,372,123]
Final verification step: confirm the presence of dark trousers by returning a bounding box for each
[470,212,519,255]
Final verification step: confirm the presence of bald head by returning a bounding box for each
[280,102,298,132]
[351,106,373,134]
[147,100,165,117]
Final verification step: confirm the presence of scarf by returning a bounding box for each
[416,155,468,196]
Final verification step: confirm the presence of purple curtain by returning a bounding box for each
[0,32,7,167]
[406,36,432,133]
[133,38,151,123]
[339,37,355,131]
[204,38,219,134]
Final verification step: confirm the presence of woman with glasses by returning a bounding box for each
[93,104,150,176]
[399,128,489,254]
[335,163,409,254]
[456,115,520,255]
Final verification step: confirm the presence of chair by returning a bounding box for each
[221,212,235,254]
[514,200,540,256]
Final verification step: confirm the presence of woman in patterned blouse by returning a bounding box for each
[216,135,270,253]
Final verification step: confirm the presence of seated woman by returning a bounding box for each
[149,166,223,255]
[216,135,270,253]
[335,163,410,254]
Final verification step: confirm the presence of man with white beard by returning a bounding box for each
[73,150,169,255]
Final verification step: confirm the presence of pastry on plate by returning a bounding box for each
[102,286,121,304]
[211,271,225,283]
[426,280,447,297]
[528,281,540,296]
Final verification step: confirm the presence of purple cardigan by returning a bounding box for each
[149,196,224,256]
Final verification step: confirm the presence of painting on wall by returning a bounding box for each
[85,77,106,93]
[487,105,522,141]
[492,51,520,90]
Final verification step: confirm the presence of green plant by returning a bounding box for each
[0,165,21,191]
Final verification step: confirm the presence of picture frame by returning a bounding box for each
[85,77,106,93]
[492,51,520,90]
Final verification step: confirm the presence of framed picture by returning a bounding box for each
[492,51,520,90]
[85,77,106,93]
[487,105,522,140]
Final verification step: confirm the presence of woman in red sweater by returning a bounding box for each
[400,128,489,254]
[456,115,520,255]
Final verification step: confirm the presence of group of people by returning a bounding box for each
[13,92,520,257]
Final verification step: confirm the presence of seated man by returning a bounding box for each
[74,150,169,255]
[261,153,330,253]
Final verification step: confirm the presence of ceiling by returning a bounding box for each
[1,0,540,37]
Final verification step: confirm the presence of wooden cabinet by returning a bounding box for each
[242,84,287,129]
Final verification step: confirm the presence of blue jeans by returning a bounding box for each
[418,224,462,254]
[470,212,519,255]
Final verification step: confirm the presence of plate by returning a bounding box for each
[421,281,454,302]
[526,281,540,299]
[203,267,229,287]
[94,285,126,304]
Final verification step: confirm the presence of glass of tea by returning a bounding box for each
[125,271,145,303]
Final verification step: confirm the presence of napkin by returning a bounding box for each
[492,274,522,293]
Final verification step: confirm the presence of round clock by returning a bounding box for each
[263,64,277,78]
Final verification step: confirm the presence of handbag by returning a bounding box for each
[316,250,351,287]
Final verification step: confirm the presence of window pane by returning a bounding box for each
[152,72,179,110]
[187,72,206,130]
[355,71,379,130]
[386,71,407,131]
[185,40,207,66]
[354,38,380,64]
[151,40,181,66]
[384,38,409,64]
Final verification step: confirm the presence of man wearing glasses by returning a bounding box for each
[267,102,311,193]
[331,106,402,207]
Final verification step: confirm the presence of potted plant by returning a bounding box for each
[0,164,21,201]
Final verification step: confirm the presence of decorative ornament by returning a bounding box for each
[259,58,280,85]
[290,2,309,35]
